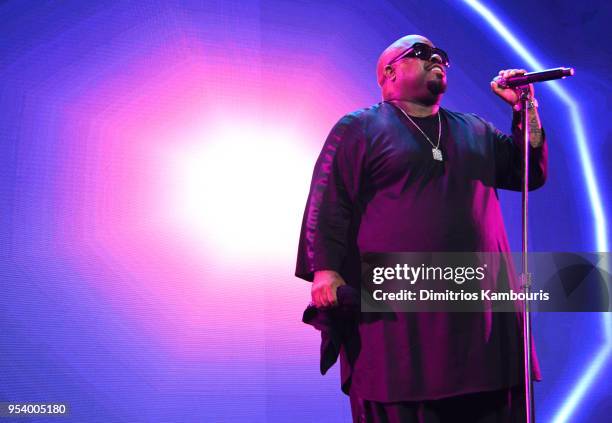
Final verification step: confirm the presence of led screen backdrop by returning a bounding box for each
[1,0,610,421]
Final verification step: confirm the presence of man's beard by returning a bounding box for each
[416,79,447,106]
[427,79,447,96]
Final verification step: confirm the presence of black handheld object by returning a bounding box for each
[302,285,360,375]
[496,67,574,88]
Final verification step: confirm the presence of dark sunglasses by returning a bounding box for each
[387,43,450,68]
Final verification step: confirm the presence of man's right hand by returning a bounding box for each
[311,270,347,308]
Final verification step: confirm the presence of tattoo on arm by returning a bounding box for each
[528,108,543,147]
[517,108,543,148]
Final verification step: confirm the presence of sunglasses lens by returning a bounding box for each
[434,49,450,67]
[413,43,450,67]
[389,43,450,67]
[412,43,430,59]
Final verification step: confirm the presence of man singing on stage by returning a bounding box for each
[295,35,547,422]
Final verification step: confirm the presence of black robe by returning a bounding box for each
[295,101,546,402]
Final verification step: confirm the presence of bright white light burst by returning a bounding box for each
[159,117,314,263]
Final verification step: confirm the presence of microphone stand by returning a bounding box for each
[499,67,573,423]
[518,86,534,423]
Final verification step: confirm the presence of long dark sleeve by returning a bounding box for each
[472,111,548,191]
[295,114,366,282]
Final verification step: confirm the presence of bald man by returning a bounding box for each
[296,35,546,422]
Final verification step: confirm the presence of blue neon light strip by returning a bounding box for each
[461,1,611,422]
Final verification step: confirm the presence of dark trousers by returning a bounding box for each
[349,385,527,423]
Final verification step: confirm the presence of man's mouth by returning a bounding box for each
[429,65,445,75]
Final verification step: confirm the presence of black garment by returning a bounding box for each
[349,384,526,423]
[295,102,547,402]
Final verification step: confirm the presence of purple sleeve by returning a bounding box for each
[295,114,366,282]
[484,112,548,192]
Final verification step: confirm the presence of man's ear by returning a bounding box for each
[384,65,396,82]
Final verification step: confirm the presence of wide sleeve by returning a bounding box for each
[479,112,548,192]
[295,114,366,282]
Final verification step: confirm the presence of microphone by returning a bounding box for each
[496,67,575,88]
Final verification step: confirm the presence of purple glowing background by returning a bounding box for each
[1,1,610,421]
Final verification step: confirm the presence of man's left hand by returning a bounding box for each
[490,69,535,107]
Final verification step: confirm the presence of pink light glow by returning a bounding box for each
[55,34,363,358]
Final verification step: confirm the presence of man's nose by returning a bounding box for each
[430,53,443,65]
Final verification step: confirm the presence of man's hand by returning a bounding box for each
[490,69,535,107]
[311,270,347,308]
[490,68,543,148]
